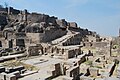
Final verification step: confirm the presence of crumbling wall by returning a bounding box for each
[42,28,67,42]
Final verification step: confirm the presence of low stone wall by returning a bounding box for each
[84,42,108,48]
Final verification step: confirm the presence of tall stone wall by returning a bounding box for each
[27,13,49,23]
[42,28,67,42]
[26,33,43,43]
[62,34,82,46]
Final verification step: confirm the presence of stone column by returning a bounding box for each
[56,48,59,54]
[8,39,13,48]
[62,49,64,54]
[23,9,27,23]
[110,41,112,57]
[0,41,2,47]
[8,7,11,15]
[19,10,23,22]
[44,48,47,53]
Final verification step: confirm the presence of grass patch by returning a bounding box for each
[84,60,92,66]
[94,66,102,69]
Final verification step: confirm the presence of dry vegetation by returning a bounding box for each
[2,60,39,71]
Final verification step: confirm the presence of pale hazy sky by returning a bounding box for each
[0,0,120,36]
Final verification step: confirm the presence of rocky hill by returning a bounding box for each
[0,6,100,46]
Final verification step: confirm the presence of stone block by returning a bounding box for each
[56,19,67,28]
[14,66,24,72]
[0,72,6,80]
[21,69,27,74]
[48,63,61,77]
[66,66,79,80]
[92,62,104,68]
[80,76,94,80]
[116,64,120,79]
[87,56,94,61]
[6,74,16,80]
[100,72,109,78]
[89,67,99,77]
[47,69,56,77]
[0,67,5,73]
[69,22,77,28]
[10,71,20,78]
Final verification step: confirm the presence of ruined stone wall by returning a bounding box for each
[87,36,97,42]
[0,38,8,48]
[68,27,89,36]
[8,7,20,14]
[93,42,108,47]
[26,33,44,43]
[9,14,19,21]
[27,13,57,25]
[62,34,82,46]
[56,19,67,28]
[65,50,75,59]
[19,27,67,43]
[84,42,108,48]
[66,66,79,80]
[42,28,67,42]
[27,45,41,56]
[68,22,78,28]
[27,13,49,23]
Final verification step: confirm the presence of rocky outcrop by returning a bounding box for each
[0,6,100,44]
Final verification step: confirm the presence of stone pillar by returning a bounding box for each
[8,39,13,48]
[51,47,54,53]
[76,49,79,57]
[56,48,59,54]
[4,32,8,40]
[110,41,112,57]
[44,48,47,53]
[78,47,81,55]
[23,9,27,23]
[8,7,13,15]
[0,41,2,47]
[62,49,64,54]
[8,7,11,15]
[19,10,23,22]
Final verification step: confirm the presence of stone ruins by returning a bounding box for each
[0,6,120,80]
